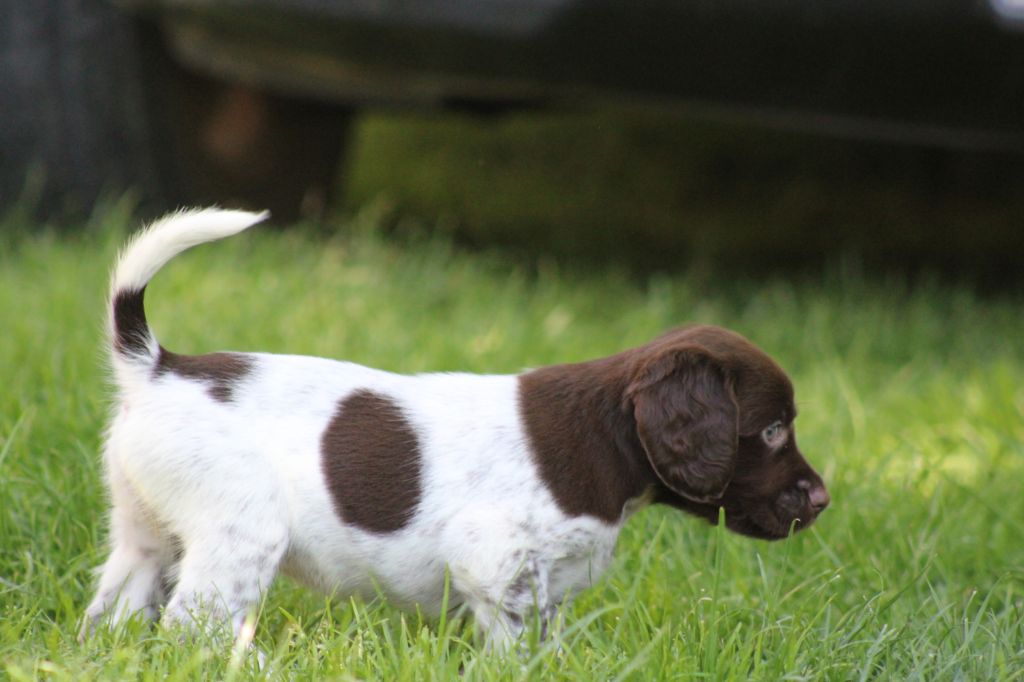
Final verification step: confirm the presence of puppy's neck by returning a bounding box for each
[517,354,659,524]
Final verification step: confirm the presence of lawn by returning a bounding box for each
[1,202,1022,680]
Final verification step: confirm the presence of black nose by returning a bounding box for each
[797,479,830,513]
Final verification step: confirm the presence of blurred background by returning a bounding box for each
[3,0,1024,283]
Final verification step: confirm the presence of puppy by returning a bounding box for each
[83,209,829,650]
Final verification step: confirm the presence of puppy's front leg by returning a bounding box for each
[476,604,561,654]
[459,551,556,654]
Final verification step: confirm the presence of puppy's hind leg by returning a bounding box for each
[81,469,173,639]
[161,496,289,640]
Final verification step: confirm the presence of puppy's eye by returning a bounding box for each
[761,421,786,447]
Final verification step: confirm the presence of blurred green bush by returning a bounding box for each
[345,110,1024,279]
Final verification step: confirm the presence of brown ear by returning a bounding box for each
[628,350,738,502]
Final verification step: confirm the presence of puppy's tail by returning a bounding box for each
[109,208,269,365]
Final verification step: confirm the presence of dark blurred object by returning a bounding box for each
[0,0,349,220]
[3,0,1024,219]
[1,0,158,215]
[128,0,1024,147]
[346,111,1024,285]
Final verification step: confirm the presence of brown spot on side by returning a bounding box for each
[155,348,254,402]
[518,356,657,523]
[112,287,150,356]
[320,390,423,533]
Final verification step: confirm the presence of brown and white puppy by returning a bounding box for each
[83,209,829,650]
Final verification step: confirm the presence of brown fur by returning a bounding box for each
[519,325,828,540]
[518,356,658,523]
[112,286,254,402]
[111,288,149,357]
[156,349,254,403]
[320,390,424,533]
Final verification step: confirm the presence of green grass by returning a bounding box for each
[1,202,1023,680]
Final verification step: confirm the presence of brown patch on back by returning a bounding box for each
[518,357,657,523]
[156,348,254,402]
[320,390,423,533]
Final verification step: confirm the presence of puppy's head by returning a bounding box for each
[626,325,828,540]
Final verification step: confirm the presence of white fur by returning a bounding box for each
[84,209,634,651]
[111,208,268,295]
